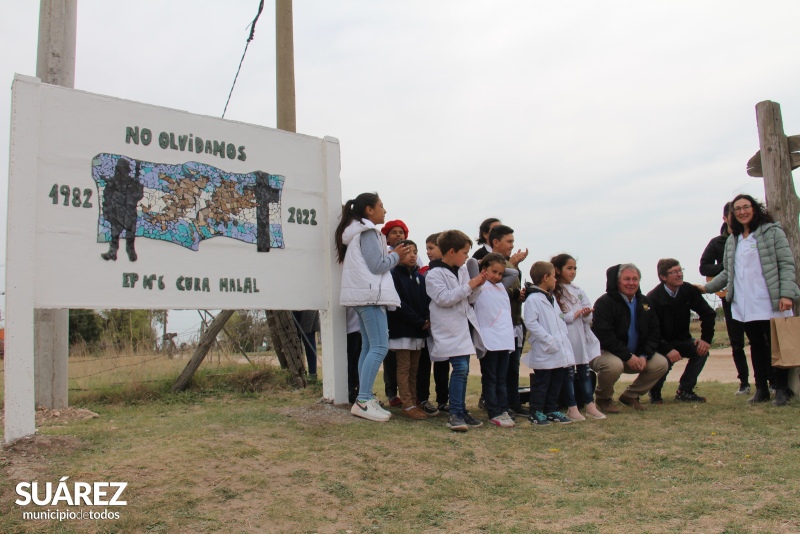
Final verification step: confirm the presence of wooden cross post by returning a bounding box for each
[747,100,800,288]
[747,100,800,394]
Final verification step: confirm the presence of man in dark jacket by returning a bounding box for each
[699,203,751,395]
[590,264,668,413]
[647,259,716,403]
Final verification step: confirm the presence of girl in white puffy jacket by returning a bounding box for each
[552,254,605,420]
[335,193,412,422]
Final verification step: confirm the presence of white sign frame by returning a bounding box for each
[5,76,346,443]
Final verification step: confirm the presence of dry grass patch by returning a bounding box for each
[2,376,800,533]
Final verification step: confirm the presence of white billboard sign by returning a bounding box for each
[5,76,347,442]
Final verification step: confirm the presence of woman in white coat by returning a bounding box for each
[702,194,800,406]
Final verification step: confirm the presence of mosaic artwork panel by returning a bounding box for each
[92,154,285,252]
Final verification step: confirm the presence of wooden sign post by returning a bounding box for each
[747,100,800,394]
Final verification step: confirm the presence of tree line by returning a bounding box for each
[68,309,270,353]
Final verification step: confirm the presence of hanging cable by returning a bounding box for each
[222,0,266,118]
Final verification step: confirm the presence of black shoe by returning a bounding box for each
[463,412,483,428]
[437,403,449,413]
[747,388,770,404]
[650,393,664,405]
[773,388,793,407]
[419,400,440,416]
[508,405,530,417]
[478,396,486,411]
[675,389,706,403]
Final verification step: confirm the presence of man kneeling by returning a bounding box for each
[646,259,715,404]
[590,264,668,413]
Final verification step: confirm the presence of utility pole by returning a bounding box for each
[268,0,307,386]
[34,0,77,409]
[276,0,296,134]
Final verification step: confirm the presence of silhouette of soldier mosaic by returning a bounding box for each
[101,158,144,262]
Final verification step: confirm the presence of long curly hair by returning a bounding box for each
[550,253,577,313]
[729,194,773,236]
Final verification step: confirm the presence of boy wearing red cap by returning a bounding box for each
[382,220,409,249]
[380,219,411,407]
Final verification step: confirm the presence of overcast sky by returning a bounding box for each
[2,1,799,337]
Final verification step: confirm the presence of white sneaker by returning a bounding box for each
[489,414,515,428]
[501,412,516,426]
[351,399,390,422]
[372,395,392,416]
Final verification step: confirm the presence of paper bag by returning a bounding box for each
[771,316,800,369]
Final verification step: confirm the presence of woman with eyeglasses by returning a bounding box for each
[701,194,800,406]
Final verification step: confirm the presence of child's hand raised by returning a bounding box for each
[573,307,592,320]
[468,271,487,289]
[393,243,412,259]
[510,248,528,267]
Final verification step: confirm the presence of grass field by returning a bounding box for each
[2,350,800,533]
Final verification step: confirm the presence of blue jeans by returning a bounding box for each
[354,305,389,402]
[561,365,577,407]
[574,364,594,405]
[480,350,510,418]
[448,356,470,417]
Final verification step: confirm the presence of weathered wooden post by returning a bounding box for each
[750,101,800,274]
[172,310,236,391]
[748,100,800,393]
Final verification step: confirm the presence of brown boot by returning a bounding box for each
[402,406,428,420]
[596,397,620,414]
[619,394,647,411]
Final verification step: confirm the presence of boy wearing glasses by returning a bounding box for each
[646,259,717,403]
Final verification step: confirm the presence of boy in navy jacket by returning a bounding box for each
[388,240,432,419]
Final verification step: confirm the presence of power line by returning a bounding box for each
[222,0,266,118]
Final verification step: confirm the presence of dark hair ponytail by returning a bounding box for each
[334,192,380,263]
[550,253,576,312]
[476,217,501,245]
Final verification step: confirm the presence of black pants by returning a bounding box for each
[650,338,708,396]
[740,320,786,390]
[292,311,317,376]
[415,345,450,405]
[479,350,511,418]
[346,332,361,404]
[506,343,523,408]
[383,350,397,399]
[529,367,566,414]
[722,299,750,386]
